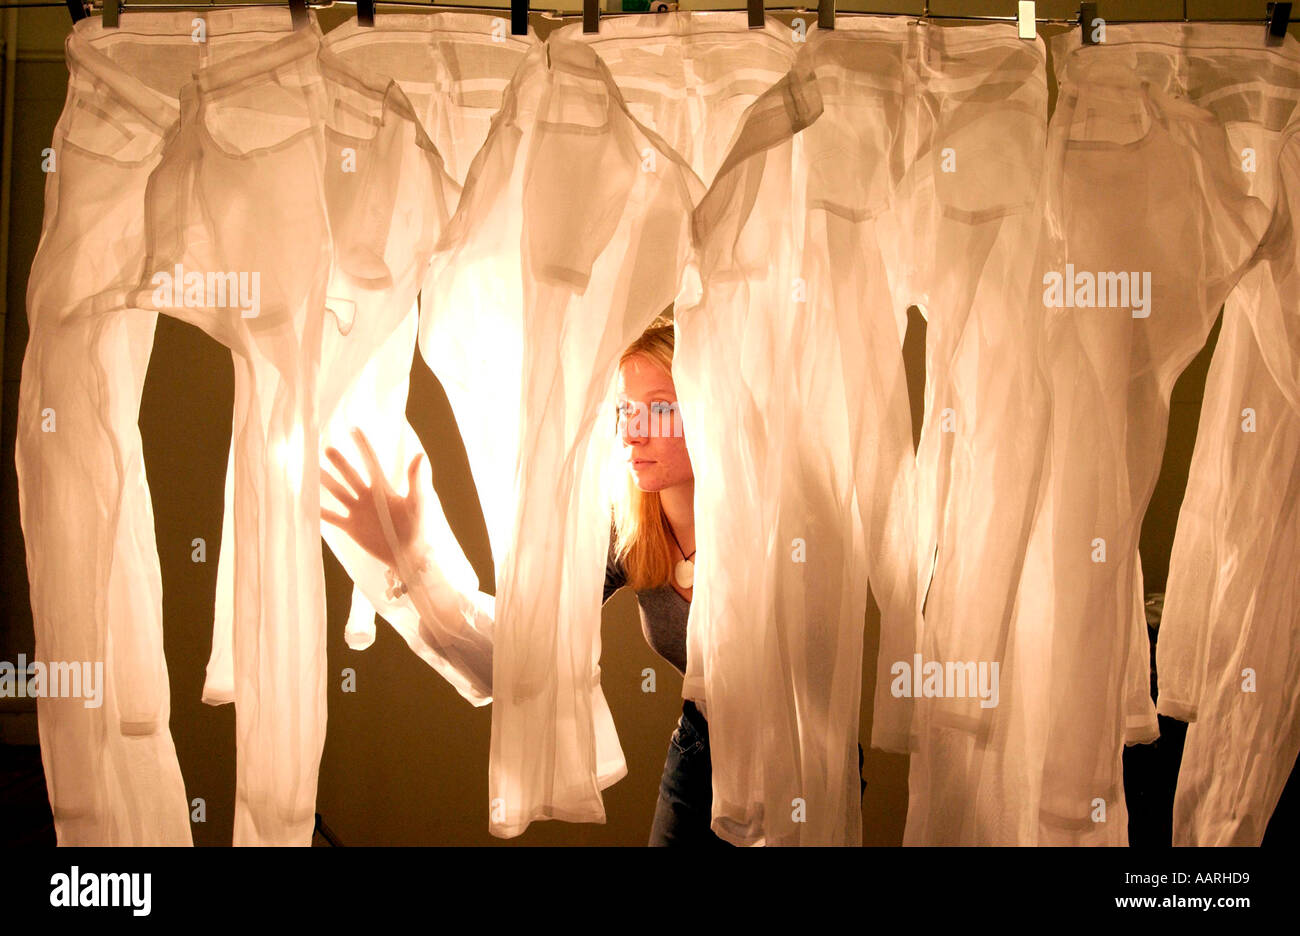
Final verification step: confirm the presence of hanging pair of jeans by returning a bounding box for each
[1155,27,1300,843]
[413,28,713,837]
[680,18,1046,846]
[204,20,499,710]
[115,11,340,846]
[319,13,538,671]
[673,49,864,845]
[313,45,457,656]
[317,13,539,699]
[879,21,1054,846]
[796,20,1053,806]
[997,25,1280,845]
[14,12,204,846]
[15,6,349,847]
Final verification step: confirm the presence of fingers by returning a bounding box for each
[350,427,387,492]
[405,452,424,496]
[320,506,350,528]
[324,445,368,499]
[320,466,355,507]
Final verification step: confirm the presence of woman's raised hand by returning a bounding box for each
[320,426,425,569]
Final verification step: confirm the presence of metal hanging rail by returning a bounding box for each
[0,0,1286,28]
[5,0,1289,38]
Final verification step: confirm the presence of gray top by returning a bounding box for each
[603,527,690,676]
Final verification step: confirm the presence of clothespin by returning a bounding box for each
[818,0,834,31]
[512,0,528,36]
[1267,2,1292,42]
[748,0,763,30]
[583,0,598,34]
[64,0,87,22]
[1079,2,1100,45]
[288,0,309,30]
[1017,1,1035,40]
[357,0,375,27]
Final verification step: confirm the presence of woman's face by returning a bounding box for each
[616,353,693,493]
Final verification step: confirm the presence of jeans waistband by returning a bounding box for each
[682,698,708,736]
[553,9,793,51]
[326,10,541,47]
[65,9,323,126]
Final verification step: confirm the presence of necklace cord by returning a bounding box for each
[663,511,696,562]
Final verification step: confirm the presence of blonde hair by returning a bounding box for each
[612,312,682,591]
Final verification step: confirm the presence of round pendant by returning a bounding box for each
[674,558,694,589]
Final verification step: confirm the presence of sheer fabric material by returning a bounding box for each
[390,12,821,840]
[549,11,834,845]
[765,19,1051,847]
[1157,34,1300,841]
[870,22,1054,846]
[206,16,498,710]
[991,26,1281,846]
[120,13,337,846]
[1163,281,1300,844]
[675,55,870,845]
[191,14,535,843]
[14,14,200,847]
[417,31,705,836]
[323,13,539,700]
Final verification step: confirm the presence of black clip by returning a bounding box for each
[1079,2,1101,45]
[1267,2,1292,41]
[65,0,87,23]
[748,0,763,30]
[512,0,528,37]
[583,0,598,34]
[103,0,119,27]
[818,0,834,31]
[357,0,375,27]
[288,0,309,30]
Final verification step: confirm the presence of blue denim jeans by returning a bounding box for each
[648,699,730,846]
[648,699,868,846]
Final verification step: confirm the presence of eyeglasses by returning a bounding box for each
[613,400,684,438]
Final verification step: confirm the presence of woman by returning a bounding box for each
[321,316,862,845]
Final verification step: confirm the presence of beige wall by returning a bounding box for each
[0,0,1279,845]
